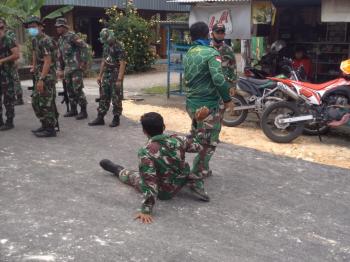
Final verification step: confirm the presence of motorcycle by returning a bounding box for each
[223,57,304,127]
[260,60,350,143]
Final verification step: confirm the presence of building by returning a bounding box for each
[41,0,190,57]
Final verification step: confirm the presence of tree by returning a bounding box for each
[103,2,156,73]
[0,0,73,27]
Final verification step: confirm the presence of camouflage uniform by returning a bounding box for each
[211,40,237,84]
[184,40,231,178]
[32,33,58,128]
[58,31,88,108]
[118,134,205,214]
[0,33,16,123]
[97,41,125,117]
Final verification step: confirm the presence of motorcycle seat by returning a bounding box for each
[298,79,341,90]
[238,77,276,97]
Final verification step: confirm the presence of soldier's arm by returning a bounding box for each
[208,55,231,103]
[176,135,203,153]
[72,35,89,64]
[138,149,159,215]
[0,46,19,65]
[57,43,64,71]
[117,42,127,81]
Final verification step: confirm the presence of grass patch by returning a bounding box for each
[142,84,182,95]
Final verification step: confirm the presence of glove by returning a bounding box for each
[195,106,210,121]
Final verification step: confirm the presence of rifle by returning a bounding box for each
[58,79,70,113]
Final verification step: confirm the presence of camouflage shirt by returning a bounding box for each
[102,40,125,72]
[58,31,88,73]
[211,41,237,83]
[184,41,231,111]
[0,33,16,74]
[32,33,57,82]
[138,134,203,214]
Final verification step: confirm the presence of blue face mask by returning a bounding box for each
[27,28,39,37]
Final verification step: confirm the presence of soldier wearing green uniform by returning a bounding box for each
[4,28,24,106]
[184,22,234,179]
[0,18,20,131]
[100,112,209,224]
[56,18,88,120]
[210,23,237,85]
[89,28,126,127]
[24,16,59,137]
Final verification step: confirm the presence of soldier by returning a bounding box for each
[183,22,234,179]
[23,16,58,137]
[4,28,24,106]
[89,28,126,127]
[210,23,237,85]
[100,112,209,224]
[55,18,88,120]
[0,17,20,131]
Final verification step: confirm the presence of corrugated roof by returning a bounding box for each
[44,0,190,11]
[167,0,250,3]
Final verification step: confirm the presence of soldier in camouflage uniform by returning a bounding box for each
[4,28,24,106]
[0,17,20,131]
[211,23,237,85]
[24,16,59,137]
[56,18,88,120]
[184,22,234,179]
[89,28,126,127]
[100,112,209,224]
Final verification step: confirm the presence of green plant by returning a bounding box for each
[103,1,156,73]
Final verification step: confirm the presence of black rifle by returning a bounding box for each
[58,79,70,113]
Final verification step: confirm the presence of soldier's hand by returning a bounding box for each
[116,79,122,89]
[224,100,235,114]
[195,106,210,121]
[229,87,236,97]
[134,213,153,224]
[36,80,44,94]
[97,76,102,85]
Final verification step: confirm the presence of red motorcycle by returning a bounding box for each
[260,60,350,143]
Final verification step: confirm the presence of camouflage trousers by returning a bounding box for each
[97,70,122,117]
[65,70,87,107]
[0,73,15,120]
[14,69,22,96]
[187,104,225,178]
[117,168,204,198]
[32,80,58,128]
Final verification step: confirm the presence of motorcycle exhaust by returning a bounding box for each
[277,115,314,124]
[276,82,300,100]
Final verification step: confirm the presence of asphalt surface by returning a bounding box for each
[0,86,350,262]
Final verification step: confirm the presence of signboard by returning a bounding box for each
[189,3,251,39]
[322,0,350,22]
[208,10,233,34]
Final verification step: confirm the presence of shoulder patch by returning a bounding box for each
[215,56,222,63]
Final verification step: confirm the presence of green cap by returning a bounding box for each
[55,17,68,28]
[23,16,43,27]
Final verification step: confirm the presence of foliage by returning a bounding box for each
[102,1,156,73]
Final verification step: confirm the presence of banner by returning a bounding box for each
[208,10,233,34]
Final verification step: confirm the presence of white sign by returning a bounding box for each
[208,10,233,34]
[322,0,350,22]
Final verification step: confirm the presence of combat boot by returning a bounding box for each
[88,114,105,126]
[15,95,24,106]
[99,159,124,176]
[34,127,57,138]
[189,186,210,202]
[76,105,88,120]
[31,121,45,133]
[109,115,120,127]
[64,104,78,117]
[0,118,14,131]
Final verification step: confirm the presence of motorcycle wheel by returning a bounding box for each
[223,95,249,127]
[303,124,330,136]
[261,101,304,143]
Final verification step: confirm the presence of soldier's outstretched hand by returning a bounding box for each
[134,213,153,224]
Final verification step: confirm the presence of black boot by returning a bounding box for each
[0,115,3,127]
[64,104,78,117]
[109,115,120,127]
[76,105,88,120]
[31,122,45,133]
[15,95,24,106]
[88,114,105,126]
[34,127,57,138]
[189,186,210,202]
[100,159,124,176]
[0,118,14,131]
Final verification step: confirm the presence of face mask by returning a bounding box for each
[27,28,39,37]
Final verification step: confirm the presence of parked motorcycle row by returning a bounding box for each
[223,44,350,144]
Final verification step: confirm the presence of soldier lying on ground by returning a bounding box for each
[99,112,210,224]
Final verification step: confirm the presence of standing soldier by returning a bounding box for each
[23,16,58,137]
[183,22,234,179]
[210,23,237,86]
[0,17,20,131]
[89,28,126,127]
[55,18,88,120]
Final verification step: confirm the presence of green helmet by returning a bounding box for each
[23,16,43,28]
[99,28,115,44]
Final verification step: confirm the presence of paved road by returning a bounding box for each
[0,90,350,262]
